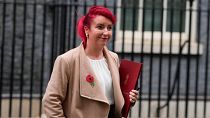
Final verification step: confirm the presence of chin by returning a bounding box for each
[102,42,108,46]
[100,44,106,47]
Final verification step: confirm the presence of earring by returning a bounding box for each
[86,33,89,38]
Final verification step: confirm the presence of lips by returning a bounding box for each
[101,37,109,40]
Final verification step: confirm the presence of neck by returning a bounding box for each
[85,45,104,60]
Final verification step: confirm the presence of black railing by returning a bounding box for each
[0,0,210,117]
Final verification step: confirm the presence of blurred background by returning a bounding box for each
[0,0,209,117]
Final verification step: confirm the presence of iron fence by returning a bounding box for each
[0,0,210,117]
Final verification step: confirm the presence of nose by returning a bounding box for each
[102,28,110,35]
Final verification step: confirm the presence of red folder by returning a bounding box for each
[119,59,143,118]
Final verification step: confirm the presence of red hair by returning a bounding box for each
[77,6,116,47]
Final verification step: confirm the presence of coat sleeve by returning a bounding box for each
[109,51,120,68]
[116,54,120,68]
[42,56,70,117]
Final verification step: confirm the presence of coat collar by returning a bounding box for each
[103,46,125,116]
[79,44,124,107]
[79,43,124,116]
[79,44,109,104]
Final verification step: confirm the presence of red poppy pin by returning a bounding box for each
[86,74,95,87]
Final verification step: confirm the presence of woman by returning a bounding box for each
[42,6,138,118]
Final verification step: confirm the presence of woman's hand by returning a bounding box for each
[129,90,139,103]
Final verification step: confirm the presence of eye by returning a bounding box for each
[96,25,104,30]
[107,26,112,31]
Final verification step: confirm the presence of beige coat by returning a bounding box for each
[42,44,124,118]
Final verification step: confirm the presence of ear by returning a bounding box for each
[84,26,89,34]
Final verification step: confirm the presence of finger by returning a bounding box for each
[129,94,134,99]
[129,91,135,96]
[131,90,139,95]
[130,91,138,97]
[130,98,135,103]
[129,95,137,102]
[129,91,138,99]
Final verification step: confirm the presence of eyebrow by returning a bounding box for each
[96,23,104,26]
[96,23,112,26]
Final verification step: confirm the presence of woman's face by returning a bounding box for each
[85,15,113,49]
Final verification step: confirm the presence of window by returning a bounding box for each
[115,0,203,54]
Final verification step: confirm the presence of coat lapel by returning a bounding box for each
[103,47,125,116]
[79,44,109,104]
[79,44,124,116]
